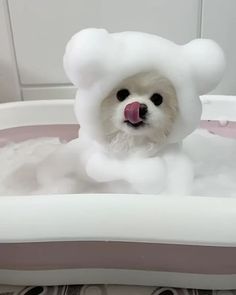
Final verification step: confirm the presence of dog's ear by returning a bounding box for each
[183,39,225,94]
[63,28,114,87]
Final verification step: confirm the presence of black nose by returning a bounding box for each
[139,103,148,119]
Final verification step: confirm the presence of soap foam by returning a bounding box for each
[0,130,235,197]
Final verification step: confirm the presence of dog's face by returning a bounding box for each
[101,72,179,154]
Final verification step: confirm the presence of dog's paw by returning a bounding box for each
[86,152,122,182]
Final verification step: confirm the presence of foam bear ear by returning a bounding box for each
[183,39,225,94]
[63,28,114,87]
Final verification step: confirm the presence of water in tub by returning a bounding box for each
[0,129,235,197]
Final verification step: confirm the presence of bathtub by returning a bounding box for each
[0,95,235,289]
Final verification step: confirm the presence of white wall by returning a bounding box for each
[0,0,235,102]
[0,0,21,102]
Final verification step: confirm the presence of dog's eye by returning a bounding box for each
[116,89,130,101]
[150,93,163,106]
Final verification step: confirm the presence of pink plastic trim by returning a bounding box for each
[0,241,236,274]
[200,120,236,138]
[0,124,79,147]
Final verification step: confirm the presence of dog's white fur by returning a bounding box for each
[101,72,178,157]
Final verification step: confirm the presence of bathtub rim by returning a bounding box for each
[0,193,236,247]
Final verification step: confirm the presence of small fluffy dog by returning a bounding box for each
[37,71,192,195]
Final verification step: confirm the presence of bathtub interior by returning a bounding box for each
[0,95,235,198]
[0,95,235,197]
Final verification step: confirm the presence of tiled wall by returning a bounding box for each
[0,0,235,102]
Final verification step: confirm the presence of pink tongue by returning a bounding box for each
[124,102,142,124]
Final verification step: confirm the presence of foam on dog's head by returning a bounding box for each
[64,28,225,144]
[183,39,225,95]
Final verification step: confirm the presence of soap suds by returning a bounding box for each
[0,130,235,197]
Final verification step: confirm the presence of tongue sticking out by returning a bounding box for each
[124,102,142,124]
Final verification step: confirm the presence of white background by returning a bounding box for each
[0,0,235,102]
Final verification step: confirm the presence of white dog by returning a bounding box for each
[37,29,225,195]
[37,71,192,195]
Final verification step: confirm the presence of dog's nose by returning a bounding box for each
[139,103,148,119]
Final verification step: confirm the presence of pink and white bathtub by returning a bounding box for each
[0,95,235,289]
